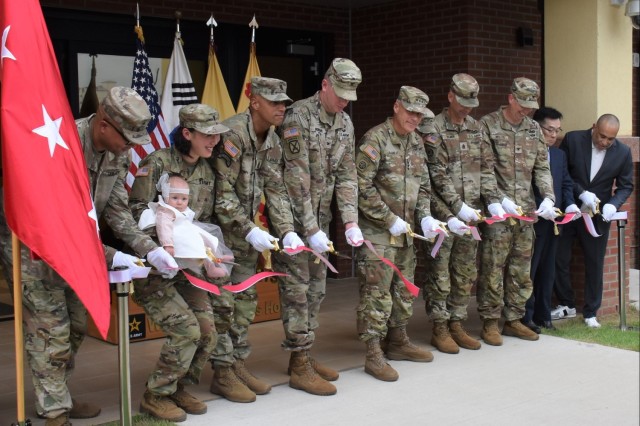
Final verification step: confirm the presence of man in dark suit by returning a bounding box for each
[523,107,581,333]
[554,114,634,328]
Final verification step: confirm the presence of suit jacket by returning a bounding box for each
[560,129,633,210]
[534,147,574,209]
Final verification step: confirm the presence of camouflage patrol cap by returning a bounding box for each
[101,86,151,145]
[511,77,540,109]
[416,108,436,134]
[179,104,229,135]
[251,77,292,103]
[397,86,429,115]
[326,58,362,101]
[450,73,479,108]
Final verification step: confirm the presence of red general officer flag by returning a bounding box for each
[0,0,110,338]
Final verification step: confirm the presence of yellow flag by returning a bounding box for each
[202,45,235,121]
[236,42,261,113]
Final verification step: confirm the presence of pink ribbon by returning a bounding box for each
[362,240,420,298]
[182,271,221,295]
[554,212,578,225]
[484,213,534,225]
[281,246,339,274]
[429,229,447,258]
[581,213,602,237]
[222,271,289,293]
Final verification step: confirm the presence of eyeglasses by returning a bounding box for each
[103,119,132,146]
[540,125,563,135]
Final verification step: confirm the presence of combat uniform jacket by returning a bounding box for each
[479,107,554,213]
[129,147,215,229]
[356,118,431,247]
[212,110,294,244]
[77,115,157,264]
[279,92,358,237]
[426,109,501,215]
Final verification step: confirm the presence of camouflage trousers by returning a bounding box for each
[356,243,416,341]
[22,276,86,419]
[133,275,216,396]
[423,235,478,322]
[210,251,258,367]
[477,221,534,321]
[272,250,328,352]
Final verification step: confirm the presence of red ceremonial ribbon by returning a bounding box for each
[581,213,602,237]
[554,212,578,225]
[222,271,289,293]
[429,229,447,258]
[484,213,535,225]
[182,271,222,295]
[362,240,420,298]
[281,246,339,274]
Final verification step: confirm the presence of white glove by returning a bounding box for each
[421,216,440,239]
[579,191,599,214]
[283,232,305,249]
[501,197,520,215]
[112,251,141,270]
[146,247,179,277]
[602,203,616,222]
[535,197,557,221]
[457,203,480,223]
[447,217,470,236]
[245,227,277,252]
[389,217,409,236]
[308,230,331,253]
[487,203,506,221]
[565,204,582,221]
[345,226,364,247]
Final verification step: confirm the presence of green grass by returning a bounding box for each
[543,305,640,351]
[98,414,177,426]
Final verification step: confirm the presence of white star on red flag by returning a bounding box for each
[32,104,70,157]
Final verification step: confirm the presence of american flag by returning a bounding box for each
[127,29,170,190]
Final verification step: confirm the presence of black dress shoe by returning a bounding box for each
[521,320,541,334]
[538,320,555,330]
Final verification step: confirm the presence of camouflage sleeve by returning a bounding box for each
[532,133,555,203]
[414,145,432,224]
[424,133,464,214]
[356,131,396,229]
[429,190,454,221]
[263,137,295,238]
[333,121,358,225]
[129,155,163,221]
[103,154,157,257]
[479,127,501,207]
[213,132,255,238]
[280,110,320,237]
[479,118,507,201]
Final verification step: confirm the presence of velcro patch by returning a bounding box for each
[136,166,149,177]
[362,145,379,161]
[283,127,300,140]
[223,140,240,158]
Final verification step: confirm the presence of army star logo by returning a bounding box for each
[289,139,301,154]
[130,317,142,332]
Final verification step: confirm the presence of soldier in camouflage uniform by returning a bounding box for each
[274,58,365,396]
[129,104,229,422]
[208,77,303,402]
[477,77,557,346]
[418,74,502,354]
[356,86,442,382]
[0,87,178,426]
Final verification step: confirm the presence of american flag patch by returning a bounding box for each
[136,166,149,177]
[283,127,300,139]
[224,140,240,158]
[363,145,379,161]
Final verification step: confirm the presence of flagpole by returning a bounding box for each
[12,232,28,425]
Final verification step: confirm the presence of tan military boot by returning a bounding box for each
[170,383,207,415]
[139,390,187,422]
[449,320,481,350]
[233,359,272,395]
[430,321,460,354]
[289,351,337,395]
[287,351,340,381]
[481,319,503,346]
[386,326,434,362]
[45,413,71,426]
[503,320,540,341]
[210,365,257,403]
[364,338,399,382]
[69,398,101,418]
